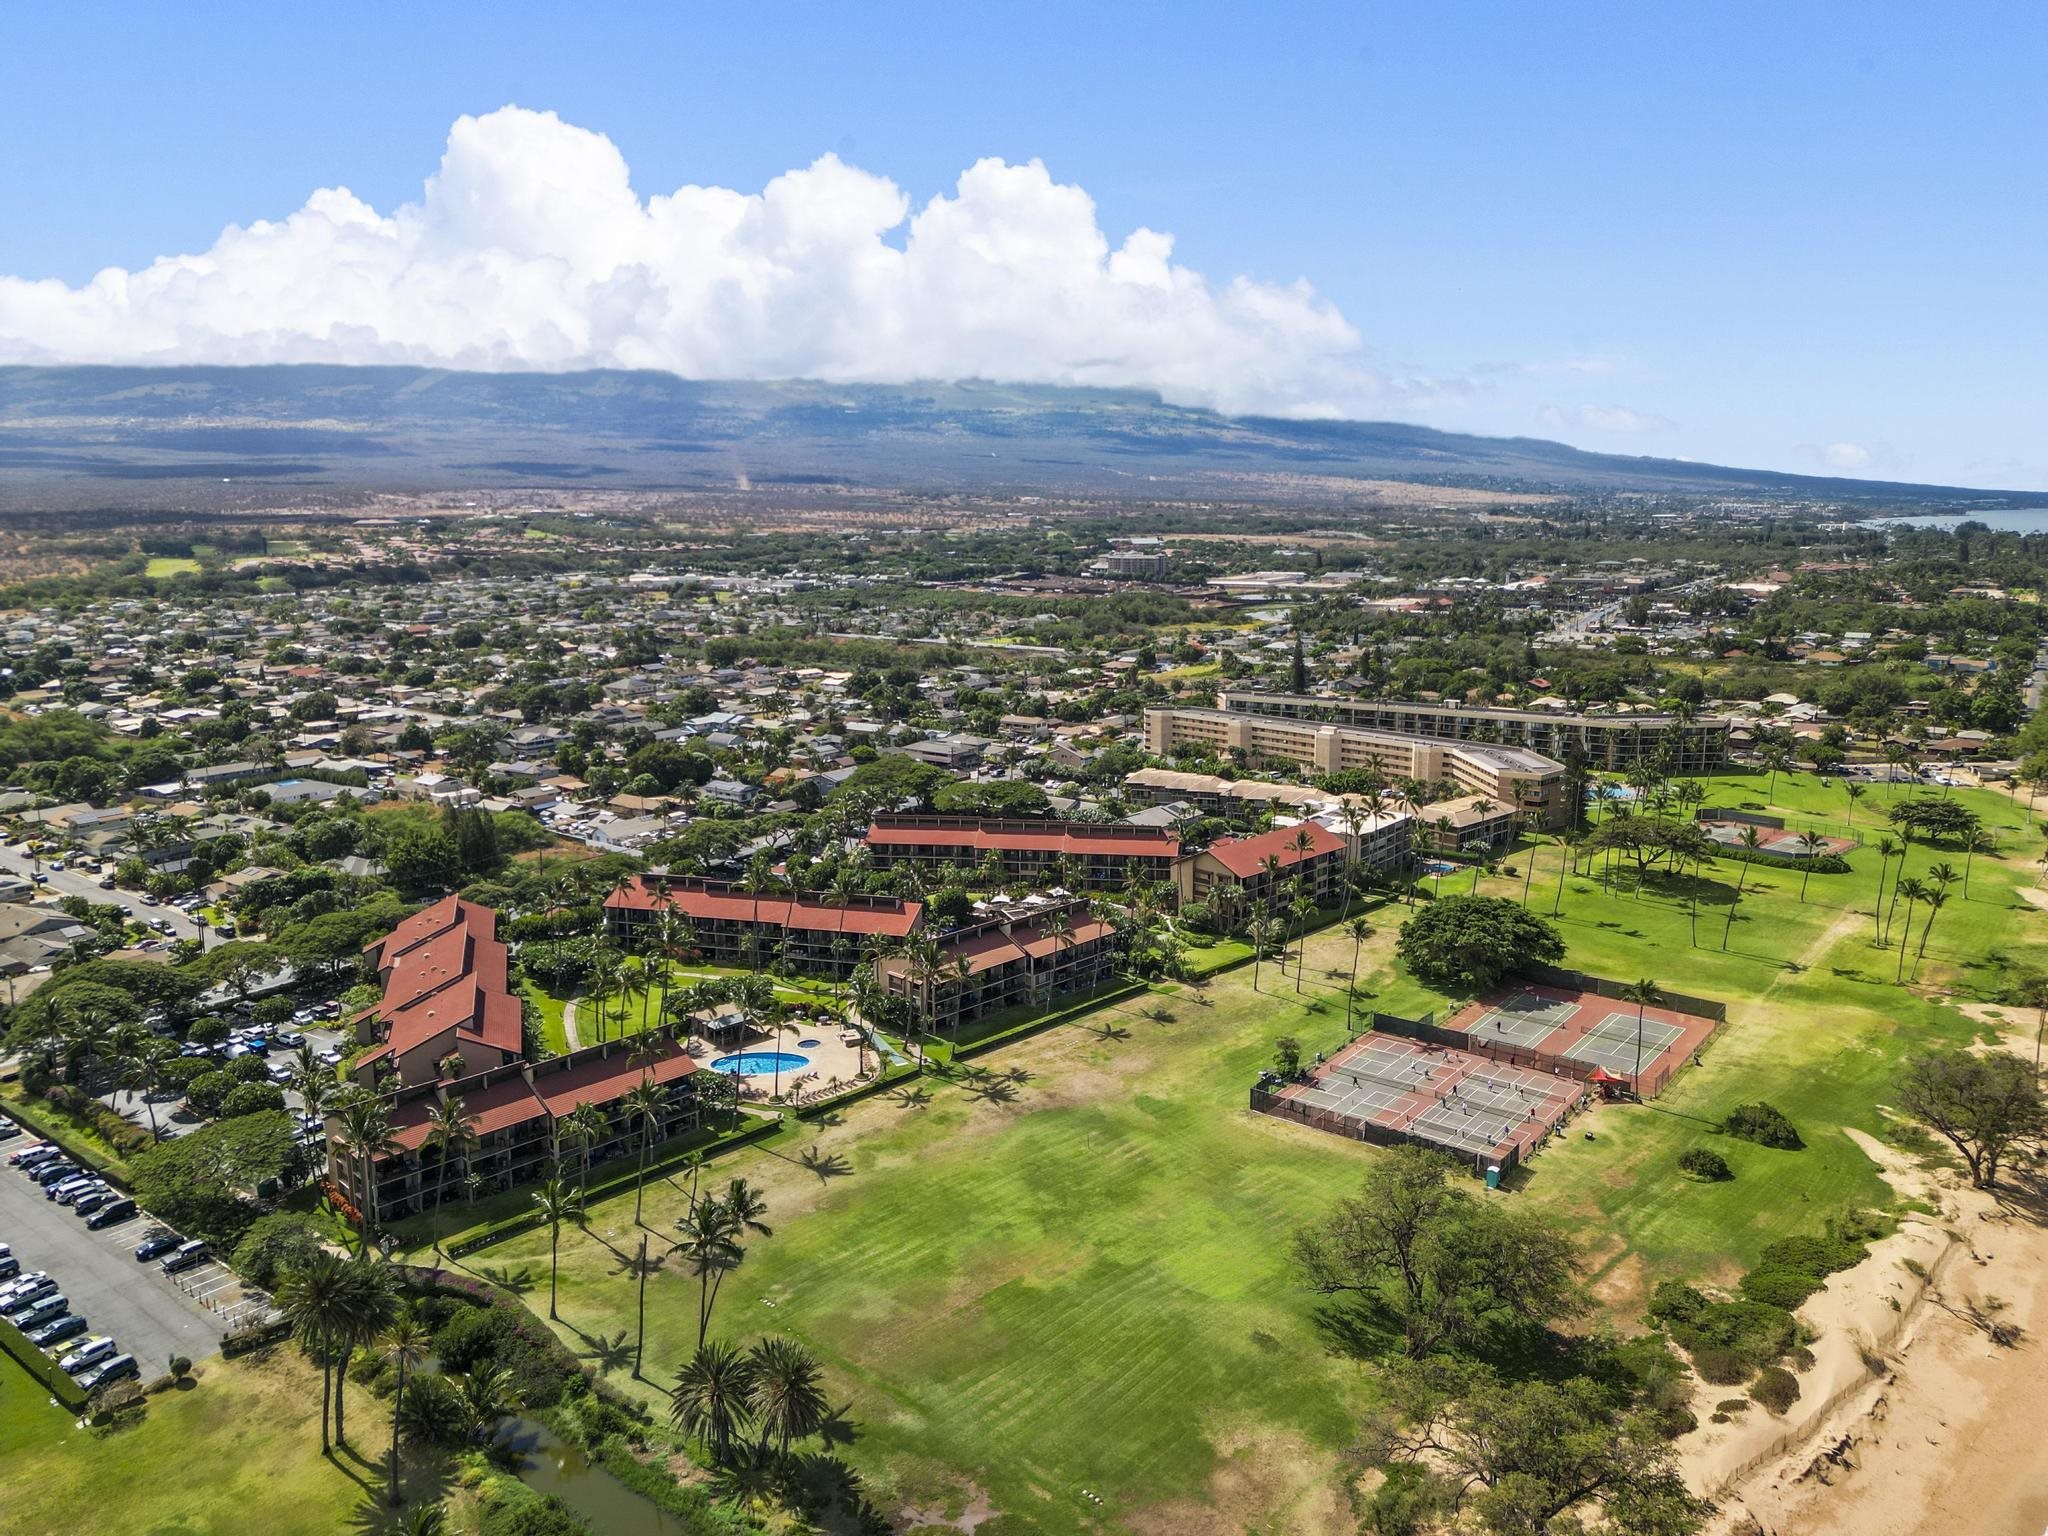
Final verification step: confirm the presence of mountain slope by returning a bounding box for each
[0,365,2036,507]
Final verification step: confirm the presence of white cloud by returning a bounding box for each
[1821,441,1872,470]
[1537,402,1676,435]
[0,106,1427,419]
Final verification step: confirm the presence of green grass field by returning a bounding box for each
[143,556,201,577]
[416,770,2042,1531]
[0,1349,420,1535]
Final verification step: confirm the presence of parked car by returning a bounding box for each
[14,1293,69,1329]
[0,1119,21,1141]
[8,1142,53,1166]
[0,1272,50,1305]
[133,1229,181,1261]
[70,1187,115,1215]
[87,1197,137,1228]
[1,1278,59,1315]
[28,1312,88,1348]
[160,1239,209,1274]
[48,1174,99,1202]
[75,1354,138,1393]
[0,1255,19,1283]
[31,1160,79,1186]
[60,1336,117,1375]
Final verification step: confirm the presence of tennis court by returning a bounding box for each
[1562,1009,1684,1075]
[1441,978,1719,1097]
[1257,1032,1583,1170]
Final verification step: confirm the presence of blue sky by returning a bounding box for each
[2,2,2042,487]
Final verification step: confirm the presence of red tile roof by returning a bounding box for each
[363,895,523,1073]
[1203,821,1346,879]
[863,817,1179,859]
[604,878,923,938]
[533,1039,696,1116]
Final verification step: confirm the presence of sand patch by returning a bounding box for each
[1124,1427,1349,1536]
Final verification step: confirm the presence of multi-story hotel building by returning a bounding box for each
[875,899,1119,1037]
[348,894,526,1089]
[862,814,1181,889]
[603,874,923,978]
[1172,821,1351,913]
[1212,690,1729,774]
[1143,708,1569,829]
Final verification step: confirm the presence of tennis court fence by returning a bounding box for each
[1363,1007,1674,1098]
[1249,1084,1514,1177]
[1518,964,1727,1023]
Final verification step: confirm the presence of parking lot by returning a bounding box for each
[1,1126,252,1380]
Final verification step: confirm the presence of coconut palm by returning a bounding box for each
[1873,834,1903,944]
[675,1196,745,1349]
[623,1078,668,1225]
[1342,916,1374,1035]
[1248,899,1271,991]
[1894,877,1929,983]
[1845,780,1865,826]
[1912,888,1949,979]
[277,1249,354,1456]
[670,1340,758,1466]
[381,1306,432,1504]
[333,1092,398,1255]
[1621,977,1662,1096]
[330,1257,396,1450]
[1961,828,1993,899]
[422,1095,476,1249]
[748,1335,829,1461]
[1796,831,1828,902]
[119,1035,176,1139]
[532,1176,584,1321]
[559,1100,609,1186]
[1721,826,1764,950]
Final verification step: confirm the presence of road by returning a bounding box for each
[0,842,207,946]
[1540,575,1720,645]
[2028,641,2048,714]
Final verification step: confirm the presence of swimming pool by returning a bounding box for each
[796,1038,821,1048]
[1420,860,1459,876]
[708,1051,811,1076]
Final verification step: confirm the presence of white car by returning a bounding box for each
[59,1336,117,1375]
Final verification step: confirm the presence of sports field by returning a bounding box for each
[423,769,2045,1531]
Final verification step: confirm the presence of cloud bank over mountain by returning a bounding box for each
[0,106,1419,419]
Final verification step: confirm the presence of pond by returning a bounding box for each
[495,1417,696,1536]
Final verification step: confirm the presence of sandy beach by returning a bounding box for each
[1687,1131,2048,1536]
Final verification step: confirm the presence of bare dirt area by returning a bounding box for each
[1695,1131,2048,1536]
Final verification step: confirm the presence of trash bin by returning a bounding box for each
[1484,1165,1502,1190]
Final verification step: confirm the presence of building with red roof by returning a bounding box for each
[875,898,1119,1036]
[1173,820,1349,916]
[862,814,1180,888]
[348,893,524,1089]
[603,874,923,977]
[326,1029,702,1225]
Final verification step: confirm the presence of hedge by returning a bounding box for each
[0,1093,135,1185]
[0,1312,89,1412]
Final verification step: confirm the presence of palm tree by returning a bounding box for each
[748,1336,829,1461]
[1795,831,1828,901]
[532,1177,584,1321]
[1961,830,1992,899]
[330,1257,396,1450]
[1248,899,1270,991]
[1873,834,1903,944]
[1622,978,1662,1097]
[1551,831,1576,916]
[381,1306,433,1505]
[422,1096,476,1252]
[560,1101,608,1186]
[1761,746,1791,804]
[1894,877,1929,983]
[334,1093,397,1255]
[119,1035,175,1139]
[622,1079,668,1225]
[670,1340,758,1466]
[675,1196,745,1349]
[1845,781,1865,826]
[1721,827,1763,950]
[277,1249,353,1456]
[1342,916,1374,1035]
[1912,888,1949,979]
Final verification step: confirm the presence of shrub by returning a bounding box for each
[157,1057,213,1090]
[1740,1268,1826,1309]
[1647,1279,1710,1326]
[1723,1102,1803,1149]
[1750,1365,1801,1415]
[184,1069,236,1118]
[231,1213,327,1289]
[1692,1346,1753,1385]
[480,1490,592,1536]
[1678,1147,1733,1181]
[169,1355,191,1381]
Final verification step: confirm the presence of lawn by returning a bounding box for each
[143,556,201,577]
[0,1347,427,1535]
[421,769,2040,1532]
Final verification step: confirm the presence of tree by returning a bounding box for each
[676,1195,745,1350]
[330,1258,396,1449]
[277,1249,353,1456]
[1795,832,1828,901]
[1873,834,1902,945]
[1273,1035,1303,1077]
[1896,1050,2044,1188]
[333,1092,398,1254]
[1622,977,1662,1096]
[747,1335,829,1462]
[1344,916,1374,1035]
[1358,1360,1705,1536]
[670,1340,758,1466]
[1395,896,1564,995]
[1893,876,1929,983]
[1290,1146,1584,1357]
[532,1177,585,1321]
[423,1096,477,1251]
[623,1079,669,1226]
[382,1306,433,1505]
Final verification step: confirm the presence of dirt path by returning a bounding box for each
[562,992,584,1049]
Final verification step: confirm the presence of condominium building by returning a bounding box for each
[1143,708,1568,829]
[862,814,1181,889]
[348,894,525,1089]
[325,1032,701,1225]
[1124,767,1414,876]
[875,900,1119,1036]
[1212,690,1729,774]
[1172,821,1350,913]
[603,874,923,978]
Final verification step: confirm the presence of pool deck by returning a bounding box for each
[713,1024,867,1103]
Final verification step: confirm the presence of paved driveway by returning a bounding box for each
[0,1130,241,1379]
